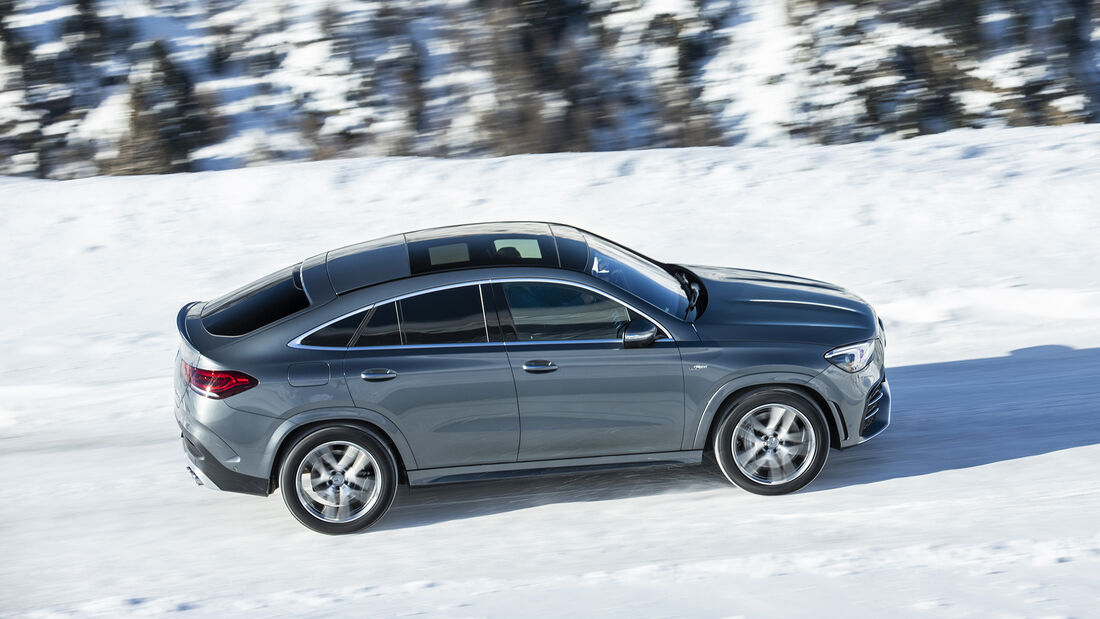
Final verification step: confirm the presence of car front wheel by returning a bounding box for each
[279,426,398,534]
[713,390,830,495]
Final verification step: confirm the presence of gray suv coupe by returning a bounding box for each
[176,222,890,534]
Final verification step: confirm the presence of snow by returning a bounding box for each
[2,126,1100,616]
[700,0,802,145]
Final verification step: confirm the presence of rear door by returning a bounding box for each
[343,283,520,469]
[493,281,686,461]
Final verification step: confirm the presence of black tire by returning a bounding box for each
[713,389,830,495]
[279,426,398,534]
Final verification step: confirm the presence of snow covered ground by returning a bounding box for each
[2,125,1100,616]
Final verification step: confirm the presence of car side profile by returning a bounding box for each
[175,222,890,534]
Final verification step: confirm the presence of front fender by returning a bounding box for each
[684,370,831,450]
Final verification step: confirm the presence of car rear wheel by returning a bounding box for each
[713,390,829,495]
[279,426,398,534]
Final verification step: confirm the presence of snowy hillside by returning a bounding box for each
[2,126,1100,616]
[2,0,1099,178]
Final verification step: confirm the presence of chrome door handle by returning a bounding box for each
[522,360,558,373]
[361,369,398,382]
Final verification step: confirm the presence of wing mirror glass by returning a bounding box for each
[623,318,659,348]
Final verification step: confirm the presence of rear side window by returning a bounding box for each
[353,302,401,347]
[399,286,487,345]
[202,265,310,336]
[301,311,365,347]
[500,282,633,341]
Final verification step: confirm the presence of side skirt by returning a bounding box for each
[407,450,704,487]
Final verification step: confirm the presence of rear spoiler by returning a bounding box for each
[177,301,201,344]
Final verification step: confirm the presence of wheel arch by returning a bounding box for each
[265,408,417,493]
[692,376,842,453]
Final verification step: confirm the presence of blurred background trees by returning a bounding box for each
[0,0,1096,179]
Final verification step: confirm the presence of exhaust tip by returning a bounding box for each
[186,466,205,487]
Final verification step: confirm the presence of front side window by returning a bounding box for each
[399,285,488,345]
[585,235,688,318]
[501,282,633,341]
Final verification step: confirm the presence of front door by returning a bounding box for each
[492,281,685,461]
[344,284,519,469]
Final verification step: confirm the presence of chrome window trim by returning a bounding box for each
[288,276,674,350]
[395,300,403,345]
[298,342,508,352]
[506,339,623,346]
[478,284,490,343]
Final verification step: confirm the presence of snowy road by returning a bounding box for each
[2,126,1100,616]
[4,345,1100,616]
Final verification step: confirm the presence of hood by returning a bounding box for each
[686,265,877,347]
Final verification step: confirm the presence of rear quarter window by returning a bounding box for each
[201,264,310,336]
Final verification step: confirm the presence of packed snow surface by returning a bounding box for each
[1,126,1099,616]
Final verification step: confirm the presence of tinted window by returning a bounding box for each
[301,311,365,347]
[407,232,557,274]
[585,235,688,318]
[201,264,310,336]
[353,302,401,347]
[493,238,542,259]
[427,242,470,266]
[501,282,633,341]
[399,286,487,345]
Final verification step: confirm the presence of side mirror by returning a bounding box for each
[623,318,659,348]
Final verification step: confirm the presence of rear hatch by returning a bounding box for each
[174,262,313,394]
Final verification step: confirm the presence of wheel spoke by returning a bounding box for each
[737,442,765,467]
[337,445,360,470]
[777,409,796,438]
[749,416,770,436]
[345,450,371,478]
[754,452,778,477]
[783,429,806,446]
[310,473,331,492]
[774,453,795,480]
[319,449,340,471]
[735,424,757,445]
[305,452,327,474]
[347,475,375,493]
[765,406,784,431]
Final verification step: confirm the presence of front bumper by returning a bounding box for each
[858,378,891,441]
[810,360,892,449]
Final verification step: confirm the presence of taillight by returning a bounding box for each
[181,361,257,399]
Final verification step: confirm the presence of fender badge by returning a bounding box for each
[691,364,708,370]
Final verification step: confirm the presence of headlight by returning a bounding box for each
[825,340,875,373]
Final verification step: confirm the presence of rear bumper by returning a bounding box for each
[181,431,269,496]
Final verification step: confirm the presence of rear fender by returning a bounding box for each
[263,407,420,482]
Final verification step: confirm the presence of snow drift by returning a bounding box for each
[1,126,1099,616]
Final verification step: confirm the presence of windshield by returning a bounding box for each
[585,235,688,318]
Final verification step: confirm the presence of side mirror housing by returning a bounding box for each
[623,318,659,348]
